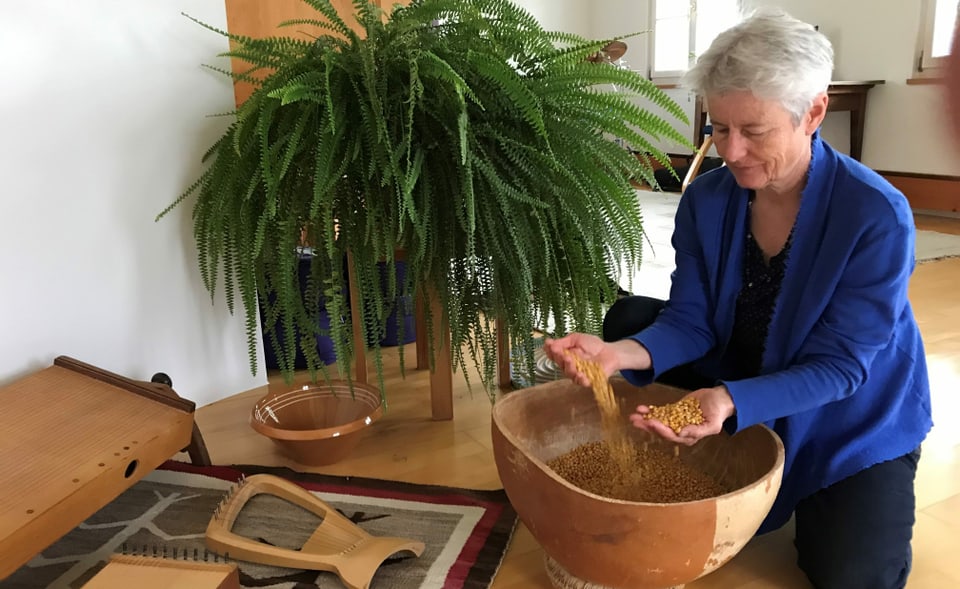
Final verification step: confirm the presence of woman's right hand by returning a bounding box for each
[544,333,627,388]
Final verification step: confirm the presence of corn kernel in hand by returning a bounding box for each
[643,397,705,435]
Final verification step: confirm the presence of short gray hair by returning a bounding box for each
[683,8,834,125]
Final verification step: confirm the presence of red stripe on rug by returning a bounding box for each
[442,505,503,589]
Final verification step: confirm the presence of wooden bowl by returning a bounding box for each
[250,381,383,466]
[491,378,785,589]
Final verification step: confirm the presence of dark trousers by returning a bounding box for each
[604,296,920,589]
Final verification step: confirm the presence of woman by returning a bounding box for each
[545,9,931,589]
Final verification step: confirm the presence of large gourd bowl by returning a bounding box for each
[491,377,785,589]
[250,380,383,466]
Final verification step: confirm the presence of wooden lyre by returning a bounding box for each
[82,553,239,589]
[205,474,425,589]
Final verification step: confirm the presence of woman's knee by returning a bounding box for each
[796,519,913,589]
[797,546,911,589]
[602,296,665,342]
[794,451,919,589]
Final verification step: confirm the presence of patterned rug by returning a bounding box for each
[0,461,518,589]
[915,229,960,263]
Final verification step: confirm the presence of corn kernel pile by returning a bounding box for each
[643,397,705,434]
[548,440,731,502]
[553,353,728,502]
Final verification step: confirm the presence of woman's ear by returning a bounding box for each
[805,92,829,134]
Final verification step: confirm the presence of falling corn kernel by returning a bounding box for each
[564,351,633,474]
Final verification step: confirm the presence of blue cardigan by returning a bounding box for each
[623,133,933,533]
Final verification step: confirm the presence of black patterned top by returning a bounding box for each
[727,198,793,379]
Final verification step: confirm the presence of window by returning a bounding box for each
[650,0,742,81]
[918,0,958,72]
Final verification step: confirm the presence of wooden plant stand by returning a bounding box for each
[347,252,512,421]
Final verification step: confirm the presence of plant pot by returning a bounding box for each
[347,259,417,348]
[260,252,338,370]
[378,294,416,347]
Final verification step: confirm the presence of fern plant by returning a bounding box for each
[161,0,691,400]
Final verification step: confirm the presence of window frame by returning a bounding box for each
[648,0,696,83]
[648,0,741,83]
[917,0,957,73]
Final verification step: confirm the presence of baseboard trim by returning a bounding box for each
[877,170,960,213]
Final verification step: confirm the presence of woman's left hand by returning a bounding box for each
[629,385,736,446]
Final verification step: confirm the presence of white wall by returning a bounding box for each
[516,0,592,38]
[0,1,266,405]
[591,0,653,76]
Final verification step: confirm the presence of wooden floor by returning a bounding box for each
[189,213,960,589]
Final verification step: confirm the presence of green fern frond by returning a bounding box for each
[166,0,690,398]
[299,0,357,41]
[464,50,547,141]
[200,63,265,86]
[181,12,257,46]
[156,166,210,221]
[276,17,354,39]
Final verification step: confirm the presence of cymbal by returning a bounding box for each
[586,40,628,64]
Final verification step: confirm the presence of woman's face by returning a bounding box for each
[707,91,827,193]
